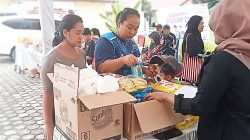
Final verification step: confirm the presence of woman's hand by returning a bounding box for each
[144,92,175,105]
[44,123,54,140]
[122,54,138,66]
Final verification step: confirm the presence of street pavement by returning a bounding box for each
[0,55,44,140]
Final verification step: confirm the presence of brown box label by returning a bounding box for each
[81,131,90,140]
[90,107,113,130]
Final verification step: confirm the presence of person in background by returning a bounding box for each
[161,24,176,56]
[180,15,205,84]
[159,56,182,83]
[91,28,101,43]
[68,9,74,15]
[149,55,182,83]
[95,8,151,76]
[159,62,176,82]
[173,25,181,60]
[145,0,250,139]
[83,28,95,65]
[179,25,185,39]
[156,24,163,33]
[41,14,86,140]
[147,31,163,59]
[181,16,204,59]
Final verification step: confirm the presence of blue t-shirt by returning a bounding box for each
[95,32,140,76]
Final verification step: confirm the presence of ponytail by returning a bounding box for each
[52,31,62,47]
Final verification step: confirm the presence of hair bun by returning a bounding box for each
[54,31,61,40]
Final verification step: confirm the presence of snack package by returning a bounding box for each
[175,116,199,130]
[131,86,152,102]
[150,80,182,94]
[118,76,147,93]
[131,58,143,78]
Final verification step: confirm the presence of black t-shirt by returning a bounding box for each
[84,40,96,65]
[160,33,175,56]
[170,32,176,46]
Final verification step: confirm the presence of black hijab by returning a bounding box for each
[182,15,204,57]
[149,31,161,50]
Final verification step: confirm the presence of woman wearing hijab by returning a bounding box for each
[145,0,250,139]
[181,15,205,84]
[147,31,163,59]
[182,16,204,58]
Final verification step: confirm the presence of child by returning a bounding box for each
[147,31,163,59]
[149,55,183,83]
[159,62,177,82]
[160,59,192,85]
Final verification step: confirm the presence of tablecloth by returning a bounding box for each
[15,45,43,70]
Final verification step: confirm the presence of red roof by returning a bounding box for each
[151,0,191,10]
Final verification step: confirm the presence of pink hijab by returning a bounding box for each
[209,0,250,70]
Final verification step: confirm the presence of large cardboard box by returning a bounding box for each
[123,100,184,140]
[51,63,136,140]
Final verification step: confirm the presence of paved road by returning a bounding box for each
[0,56,44,140]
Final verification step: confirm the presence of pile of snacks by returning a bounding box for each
[119,77,147,93]
[175,116,199,130]
[150,80,182,94]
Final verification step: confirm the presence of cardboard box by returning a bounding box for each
[123,100,184,140]
[51,63,136,140]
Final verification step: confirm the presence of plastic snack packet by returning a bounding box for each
[131,57,143,78]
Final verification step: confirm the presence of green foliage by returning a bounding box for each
[178,40,184,62]
[142,0,153,23]
[133,1,141,10]
[99,0,140,31]
[142,0,151,11]
[192,0,219,9]
[204,42,216,52]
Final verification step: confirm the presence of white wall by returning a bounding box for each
[75,1,111,35]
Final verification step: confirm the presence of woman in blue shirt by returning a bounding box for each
[95,8,141,76]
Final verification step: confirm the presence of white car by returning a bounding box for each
[0,16,60,60]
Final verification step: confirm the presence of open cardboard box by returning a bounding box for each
[123,100,184,140]
[49,63,136,140]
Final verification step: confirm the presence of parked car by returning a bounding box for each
[0,16,60,60]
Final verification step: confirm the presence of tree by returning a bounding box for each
[192,0,219,9]
[99,0,140,31]
[142,0,153,25]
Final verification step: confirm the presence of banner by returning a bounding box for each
[156,3,210,41]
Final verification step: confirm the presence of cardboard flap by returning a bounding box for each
[134,100,183,133]
[78,91,136,110]
[53,63,79,97]
[47,73,54,83]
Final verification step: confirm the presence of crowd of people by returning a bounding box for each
[41,0,250,139]
[146,15,205,84]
